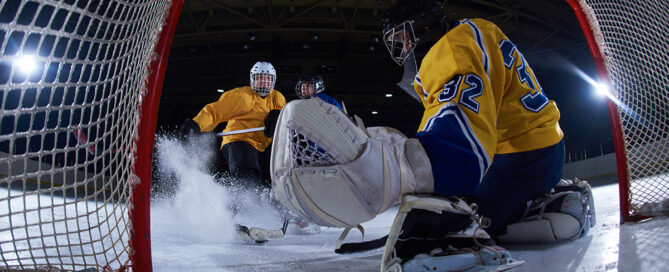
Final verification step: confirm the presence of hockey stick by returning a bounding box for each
[215,127,265,137]
[72,125,97,156]
[335,235,388,254]
[72,124,133,155]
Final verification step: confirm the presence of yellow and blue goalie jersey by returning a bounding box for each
[413,18,563,195]
[192,86,286,152]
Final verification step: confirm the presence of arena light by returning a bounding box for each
[385,93,393,98]
[217,89,225,93]
[371,111,378,115]
[16,55,36,74]
[568,64,621,104]
[595,82,609,97]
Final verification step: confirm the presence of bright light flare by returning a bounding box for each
[569,65,620,103]
[567,65,635,116]
[16,55,36,74]
[595,82,609,97]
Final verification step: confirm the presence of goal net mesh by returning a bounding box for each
[576,0,669,219]
[0,0,172,270]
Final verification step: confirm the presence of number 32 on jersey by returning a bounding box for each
[438,39,549,114]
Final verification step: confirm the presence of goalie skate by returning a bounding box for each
[381,195,523,272]
[388,246,524,272]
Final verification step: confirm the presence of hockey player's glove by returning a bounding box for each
[264,109,281,138]
[178,119,200,142]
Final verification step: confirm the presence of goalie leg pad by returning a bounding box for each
[271,99,434,228]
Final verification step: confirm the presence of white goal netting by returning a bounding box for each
[574,0,669,220]
[0,0,173,270]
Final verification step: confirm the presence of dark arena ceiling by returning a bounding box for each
[158,0,607,149]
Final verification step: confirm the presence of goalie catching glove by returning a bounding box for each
[270,99,434,228]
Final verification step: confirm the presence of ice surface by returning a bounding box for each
[150,137,669,272]
[4,135,666,271]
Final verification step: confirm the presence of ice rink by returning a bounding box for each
[149,136,669,272]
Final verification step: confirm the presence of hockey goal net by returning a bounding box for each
[0,0,182,271]
[568,0,669,222]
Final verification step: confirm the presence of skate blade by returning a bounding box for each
[461,260,525,272]
[403,259,524,272]
[402,247,524,272]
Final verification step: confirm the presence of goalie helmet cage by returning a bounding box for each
[567,0,669,223]
[0,0,183,271]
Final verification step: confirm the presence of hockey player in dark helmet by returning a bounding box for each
[382,0,449,66]
[269,0,594,271]
[295,75,343,110]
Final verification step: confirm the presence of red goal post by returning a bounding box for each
[567,0,669,223]
[0,0,183,271]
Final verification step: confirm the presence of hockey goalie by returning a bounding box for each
[270,98,595,271]
[269,1,595,271]
[269,1,598,271]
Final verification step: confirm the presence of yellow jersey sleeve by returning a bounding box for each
[415,18,562,157]
[412,19,563,192]
[192,87,254,132]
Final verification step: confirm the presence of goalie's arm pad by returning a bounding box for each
[270,99,434,228]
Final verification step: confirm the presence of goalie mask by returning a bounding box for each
[382,0,448,66]
[250,61,276,97]
[295,75,325,99]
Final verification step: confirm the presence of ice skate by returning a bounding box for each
[381,195,524,272]
[235,219,289,245]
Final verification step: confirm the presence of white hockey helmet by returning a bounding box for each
[250,61,277,97]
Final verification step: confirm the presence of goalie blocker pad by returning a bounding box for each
[270,99,433,228]
[498,178,596,243]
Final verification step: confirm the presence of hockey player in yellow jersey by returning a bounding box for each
[179,61,286,188]
[269,0,594,270]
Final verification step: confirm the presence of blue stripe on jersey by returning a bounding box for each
[415,74,429,99]
[455,19,470,28]
[465,21,491,79]
[417,103,490,196]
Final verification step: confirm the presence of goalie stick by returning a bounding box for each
[335,235,388,254]
[235,219,289,244]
